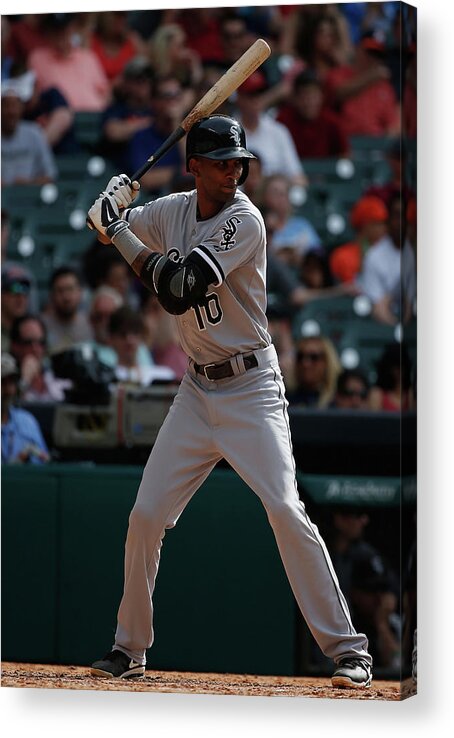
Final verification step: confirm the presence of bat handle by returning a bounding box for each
[131,125,186,182]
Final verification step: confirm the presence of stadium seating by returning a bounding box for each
[291,295,415,385]
[73,111,104,151]
[338,320,401,383]
[292,295,372,348]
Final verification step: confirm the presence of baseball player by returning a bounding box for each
[88,115,372,689]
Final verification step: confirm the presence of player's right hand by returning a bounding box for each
[88,191,125,237]
[105,174,140,209]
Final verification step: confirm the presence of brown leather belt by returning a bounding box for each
[194,353,258,381]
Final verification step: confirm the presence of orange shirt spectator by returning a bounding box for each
[330,242,362,284]
[329,196,388,283]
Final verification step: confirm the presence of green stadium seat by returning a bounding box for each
[2,184,45,211]
[6,235,57,290]
[301,157,358,184]
[55,153,92,181]
[73,111,103,150]
[292,296,360,347]
[339,319,399,383]
[320,181,363,207]
[349,135,394,161]
[52,231,94,271]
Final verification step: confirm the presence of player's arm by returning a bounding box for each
[87,191,217,315]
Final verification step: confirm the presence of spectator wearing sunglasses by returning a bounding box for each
[287,335,341,408]
[332,369,370,410]
[9,314,69,402]
[1,264,33,352]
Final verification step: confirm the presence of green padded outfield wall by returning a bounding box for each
[1,464,296,676]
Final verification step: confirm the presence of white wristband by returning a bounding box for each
[110,225,147,265]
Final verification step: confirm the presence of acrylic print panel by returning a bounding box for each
[1,0,416,707]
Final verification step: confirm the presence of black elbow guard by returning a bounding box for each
[140,252,209,315]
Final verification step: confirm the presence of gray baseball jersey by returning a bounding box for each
[125,189,271,364]
[112,188,371,671]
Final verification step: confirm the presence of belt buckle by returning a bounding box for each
[203,363,216,380]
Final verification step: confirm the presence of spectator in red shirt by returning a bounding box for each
[329,196,388,284]
[90,11,146,88]
[174,8,224,65]
[277,70,349,159]
[324,31,400,138]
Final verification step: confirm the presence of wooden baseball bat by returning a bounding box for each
[87,38,270,233]
[131,38,271,181]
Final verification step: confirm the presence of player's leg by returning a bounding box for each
[94,373,221,674]
[215,359,372,677]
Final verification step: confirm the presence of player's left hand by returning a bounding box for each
[87,192,128,238]
[106,174,140,209]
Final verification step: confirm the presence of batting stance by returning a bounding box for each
[88,115,372,688]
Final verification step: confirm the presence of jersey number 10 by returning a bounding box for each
[192,293,223,330]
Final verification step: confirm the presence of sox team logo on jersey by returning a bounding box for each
[218,216,242,251]
[168,247,184,263]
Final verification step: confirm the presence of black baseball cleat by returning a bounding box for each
[331,658,372,689]
[91,649,145,679]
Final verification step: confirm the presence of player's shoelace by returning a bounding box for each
[338,658,370,672]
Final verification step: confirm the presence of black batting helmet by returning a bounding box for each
[186,115,256,185]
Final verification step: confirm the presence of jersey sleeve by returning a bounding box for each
[124,198,168,254]
[190,209,265,286]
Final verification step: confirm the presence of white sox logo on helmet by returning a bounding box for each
[230,125,241,146]
[217,216,242,251]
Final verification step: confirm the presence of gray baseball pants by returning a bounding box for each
[114,345,371,667]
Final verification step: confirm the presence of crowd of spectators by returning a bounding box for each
[2,4,417,456]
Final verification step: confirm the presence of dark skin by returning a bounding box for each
[189,156,243,218]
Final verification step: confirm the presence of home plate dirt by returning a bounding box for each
[1,663,409,700]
